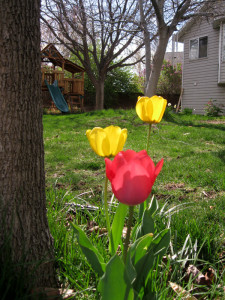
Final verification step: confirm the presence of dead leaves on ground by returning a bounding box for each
[169,282,198,300]
[169,263,225,299]
[184,265,215,287]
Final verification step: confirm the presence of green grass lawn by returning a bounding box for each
[43,109,225,299]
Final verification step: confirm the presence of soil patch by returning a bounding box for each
[199,120,225,125]
[164,183,186,190]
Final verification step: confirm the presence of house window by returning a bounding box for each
[223,24,225,61]
[189,36,208,59]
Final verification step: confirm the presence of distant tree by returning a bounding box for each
[141,0,222,97]
[0,0,57,292]
[138,0,153,94]
[41,0,153,110]
[84,66,142,108]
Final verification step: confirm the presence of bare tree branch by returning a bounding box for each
[41,0,144,109]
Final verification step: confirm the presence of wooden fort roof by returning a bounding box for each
[41,44,84,74]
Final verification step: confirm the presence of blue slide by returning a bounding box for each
[45,80,69,113]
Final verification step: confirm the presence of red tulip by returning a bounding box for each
[105,150,163,206]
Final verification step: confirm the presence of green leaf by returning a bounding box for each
[131,223,141,241]
[129,234,154,266]
[109,202,128,255]
[71,223,105,276]
[132,229,170,293]
[143,291,158,300]
[98,255,134,300]
[138,200,147,221]
[142,277,160,300]
[125,234,154,290]
[147,195,159,216]
[136,209,155,239]
[152,229,171,257]
[132,245,155,292]
[125,253,137,285]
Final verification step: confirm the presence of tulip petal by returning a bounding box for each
[155,159,164,177]
[114,128,128,156]
[108,151,127,175]
[151,159,164,186]
[95,130,111,157]
[135,151,157,188]
[149,96,167,123]
[136,95,167,124]
[111,160,152,206]
[105,158,115,182]
[104,126,127,157]
[122,149,138,162]
[132,150,154,172]
[105,150,164,206]
[136,97,153,123]
[86,128,99,155]
[135,150,149,161]
[86,128,110,157]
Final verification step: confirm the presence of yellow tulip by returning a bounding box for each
[136,95,167,124]
[86,125,127,158]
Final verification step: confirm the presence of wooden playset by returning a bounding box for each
[41,44,85,112]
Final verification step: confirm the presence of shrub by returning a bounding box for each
[83,67,142,108]
[156,60,182,95]
[69,51,142,108]
[182,108,193,115]
[163,103,178,121]
[204,99,223,117]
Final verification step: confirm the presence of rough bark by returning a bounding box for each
[95,79,105,110]
[146,28,170,97]
[145,0,208,97]
[139,0,151,94]
[0,0,57,288]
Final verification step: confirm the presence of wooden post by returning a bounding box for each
[176,88,183,113]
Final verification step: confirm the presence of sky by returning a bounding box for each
[167,36,184,52]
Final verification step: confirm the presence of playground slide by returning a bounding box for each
[45,80,69,113]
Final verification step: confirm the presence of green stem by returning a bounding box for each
[123,206,134,263]
[139,123,152,221]
[104,175,111,236]
[146,123,152,155]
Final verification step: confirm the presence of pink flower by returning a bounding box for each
[105,150,163,206]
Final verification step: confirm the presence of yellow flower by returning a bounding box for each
[136,95,167,124]
[86,125,127,158]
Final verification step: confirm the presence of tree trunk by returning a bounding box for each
[139,0,151,94]
[95,78,105,110]
[145,28,170,97]
[0,0,57,289]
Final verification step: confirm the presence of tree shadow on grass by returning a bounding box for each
[163,113,225,134]
[214,149,225,163]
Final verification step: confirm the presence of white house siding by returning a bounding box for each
[220,62,225,82]
[181,18,225,114]
[218,23,225,83]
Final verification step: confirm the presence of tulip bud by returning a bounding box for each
[136,95,167,124]
[105,150,163,206]
[86,125,127,158]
